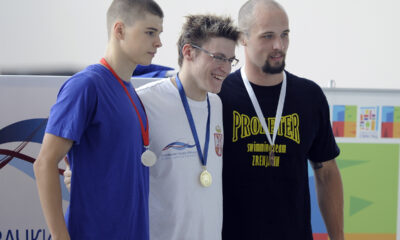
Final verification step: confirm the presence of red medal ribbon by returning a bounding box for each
[100,57,149,146]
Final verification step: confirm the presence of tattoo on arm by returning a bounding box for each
[311,162,323,170]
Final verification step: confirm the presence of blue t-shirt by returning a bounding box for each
[46,64,149,239]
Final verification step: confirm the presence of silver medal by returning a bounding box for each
[141,149,157,167]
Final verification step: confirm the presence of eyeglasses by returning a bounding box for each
[191,44,239,67]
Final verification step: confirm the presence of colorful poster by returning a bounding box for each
[382,106,400,138]
[359,106,379,139]
[332,105,357,138]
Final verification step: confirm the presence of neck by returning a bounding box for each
[244,62,284,87]
[172,68,207,101]
[103,44,137,82]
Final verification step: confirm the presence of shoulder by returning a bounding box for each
[286,71,322,90]
[219,69,242,97]
[61,64,106,93]
[223,69,242,87]
[286,71,325,97]
[208,92,222,106]
[136,78,171,97]
[136,78,175,109]
[286,71,330,115]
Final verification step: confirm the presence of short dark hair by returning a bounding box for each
[177,14,240,67]
[107,0,163,38]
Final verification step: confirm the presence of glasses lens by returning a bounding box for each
[212,55,226,65]
[231,59,238,67]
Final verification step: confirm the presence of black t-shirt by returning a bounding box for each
[218,69,340,240]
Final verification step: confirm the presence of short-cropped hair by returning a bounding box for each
[107,0,163,38]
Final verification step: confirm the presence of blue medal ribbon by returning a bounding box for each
[175,74,210,167]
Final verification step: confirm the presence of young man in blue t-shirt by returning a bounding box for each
[33,0,163,239]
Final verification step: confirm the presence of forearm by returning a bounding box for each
[34,134,72,240]
[313,160,344,240]
[34,157,70,240]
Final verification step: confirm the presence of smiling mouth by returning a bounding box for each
[212,74,225,81]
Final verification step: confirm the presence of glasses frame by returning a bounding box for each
[190,44,239,67]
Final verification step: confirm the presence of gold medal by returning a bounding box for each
[200,169,212,187]
[269,150,275,166]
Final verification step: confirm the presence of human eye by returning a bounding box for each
[281,32,289,38]
[146,31,155,37]
[262,34,273,39]
[213,55,226,62]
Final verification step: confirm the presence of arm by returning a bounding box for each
[311,159,344,240]
[33,133,73,240]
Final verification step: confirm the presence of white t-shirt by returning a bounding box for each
[137,78,223,240]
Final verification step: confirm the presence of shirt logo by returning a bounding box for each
[232,111,300,144]
[214,125,223,157]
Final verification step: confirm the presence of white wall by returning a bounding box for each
[0,0,399,89]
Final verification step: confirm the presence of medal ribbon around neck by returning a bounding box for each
[175,74,211,171]
[241,67,287,165]
[100,58,155,166]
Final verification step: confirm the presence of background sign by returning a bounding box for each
[1,76,400,240]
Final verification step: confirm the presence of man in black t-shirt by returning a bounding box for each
[218,1,345,240]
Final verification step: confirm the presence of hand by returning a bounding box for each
[63,156,71,192]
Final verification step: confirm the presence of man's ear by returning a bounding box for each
[113,21,125,40]
[181,44,195,61]
[240,32,247,46]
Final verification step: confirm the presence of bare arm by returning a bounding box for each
[311,159,344,240]
[33,133,73,240]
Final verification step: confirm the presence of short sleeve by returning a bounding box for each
[45,72,98,144]
[308,86,340,162]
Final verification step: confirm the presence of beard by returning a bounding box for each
[262,59,286,74]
